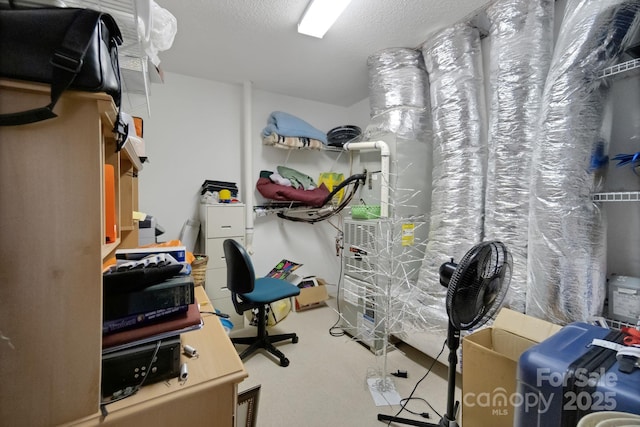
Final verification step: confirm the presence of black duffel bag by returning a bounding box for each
[0,7,128,148]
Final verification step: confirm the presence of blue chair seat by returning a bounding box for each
[242,276,300,304]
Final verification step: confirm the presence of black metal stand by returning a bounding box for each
[376,325,460,427]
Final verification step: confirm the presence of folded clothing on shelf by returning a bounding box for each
[262,132,324,150]
[261,111,327,144]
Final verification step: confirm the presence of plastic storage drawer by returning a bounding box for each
[515,322,640,427]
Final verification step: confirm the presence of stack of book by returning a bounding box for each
[101,248,203,398]
[102,274,200,351]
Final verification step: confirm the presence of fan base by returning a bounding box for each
[377,324,460,427]
[376,414,459,427]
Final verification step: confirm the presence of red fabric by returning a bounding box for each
[622,327,640,346]
[256,177,330,207]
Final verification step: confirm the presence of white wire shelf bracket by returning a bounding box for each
[323,145,346,152]
[603,317,639,330]
[592,191,640,202]
[599,58,640,80]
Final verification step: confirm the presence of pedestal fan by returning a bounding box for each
[378,241,512,427]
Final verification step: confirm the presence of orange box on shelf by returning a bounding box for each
[104,164,117,244]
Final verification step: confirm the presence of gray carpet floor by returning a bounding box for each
[230,298,461,427]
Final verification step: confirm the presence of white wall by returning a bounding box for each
[138,72,243,242]
[138,72,372,284]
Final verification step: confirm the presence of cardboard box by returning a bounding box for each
[461,308,561,427]
[294,277,329,311]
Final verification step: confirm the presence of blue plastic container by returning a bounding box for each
[515,322,640,427]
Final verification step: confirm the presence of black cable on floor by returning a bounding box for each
[385,340,447,426]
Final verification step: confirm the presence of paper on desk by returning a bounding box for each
[367,377,402,406]
[133,211,146,221]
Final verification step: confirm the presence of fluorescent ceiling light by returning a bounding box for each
[298,0,352,39]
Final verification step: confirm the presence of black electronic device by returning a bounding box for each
[200,179,238,196]
[327,125,361,147]
[101,336,181,398]
[378,241,512,427]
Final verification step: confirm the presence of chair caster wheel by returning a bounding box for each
[280,358,290,367]
[292,336,299,344]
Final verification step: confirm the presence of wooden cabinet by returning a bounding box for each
[0,79,141,426]
[0,79,246,426]
[101,115,143,261]
[199,203,246,329]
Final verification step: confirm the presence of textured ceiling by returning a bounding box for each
[154,0,492,107]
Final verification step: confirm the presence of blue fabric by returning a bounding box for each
[243,276,300,304]
[261,111,328,144]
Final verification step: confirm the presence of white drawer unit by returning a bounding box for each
[199,203,246,329]
[204,206,245,238]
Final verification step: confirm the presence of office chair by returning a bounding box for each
[223,239,300,367]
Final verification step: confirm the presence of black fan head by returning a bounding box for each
[444,241,512,331]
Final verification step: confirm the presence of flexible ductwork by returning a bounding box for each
[484,0,554,313]
[368,48,430,118]
[527,0,640,324]
[411,23,487,333]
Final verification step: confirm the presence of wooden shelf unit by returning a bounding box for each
[0,79,121,425]
[0,80,245,426]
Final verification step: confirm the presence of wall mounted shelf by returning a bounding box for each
[599,58,640,81]
[592,191,640,202]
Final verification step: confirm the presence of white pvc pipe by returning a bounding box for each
[343,140,390,218]
[243,81,254,253]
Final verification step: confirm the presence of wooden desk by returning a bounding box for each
[66,287,247,426]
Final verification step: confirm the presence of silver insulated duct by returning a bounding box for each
[412,24,487,332]
[363,48,432,223]
[527,0,640,324]
[368,48,430,118]
[484,0,554,313]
